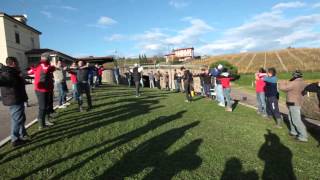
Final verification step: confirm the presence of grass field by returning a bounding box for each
[0,85,319,179]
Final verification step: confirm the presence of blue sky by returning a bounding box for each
[1,0,320,57]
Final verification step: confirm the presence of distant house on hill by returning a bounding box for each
[164,47,194,63]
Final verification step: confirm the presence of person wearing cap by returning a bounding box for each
[255,68,268,117]
[211,64,225,107]
[0,57,29,146]
[217,69,234,112]
[33,53,55,130]
[279,70,307,142]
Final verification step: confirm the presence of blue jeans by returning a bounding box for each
[57,82,67,106]
[9,103,27,142]
[223,88,232,108]
[203,84,210,97]
[72,83,79,101]
[128,78,131,87]
[216,84,225,104]
[256,92,267,115]
[288,106,308,141]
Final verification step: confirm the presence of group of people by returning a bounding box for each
[254,67,319,142]
[0,53,104,147]
[1,54,319,147]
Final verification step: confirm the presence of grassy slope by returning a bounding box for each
[0,85,319,179]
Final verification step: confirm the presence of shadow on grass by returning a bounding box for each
[221,157,258,180]
[91,121,201,180]
[0,87,166,164]
[258,129,296,180]
[13,111,188,179]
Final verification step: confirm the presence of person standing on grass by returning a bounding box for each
[53,60,69,109]
[69,62,79,102]
[255,68,268,117]
[149,71,155,88]
[176,72,182,92]
[131,63,141,97]
[279,70,308,142]
[156,70,162,89]
[181,66,192,102]
[0,57,29,147]
[174,69,178,92]
[217,69,233,112]
[264,68,282,128]
[97,65,104,85]
[211,64,225,107]
[70,61,93,112]
[125,70,132,87]
[164,72,170,91]
[114,65,120,85]
[202,69,212,98]
[33,53,56,130]
[139,67,144,89]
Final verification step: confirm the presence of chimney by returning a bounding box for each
[12,14,28,24]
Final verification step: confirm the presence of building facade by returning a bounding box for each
[0,13,41,71]
[165,47,194,63]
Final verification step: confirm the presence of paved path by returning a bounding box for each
[0,83,72,141]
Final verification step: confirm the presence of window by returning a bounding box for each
[15,32,20,44]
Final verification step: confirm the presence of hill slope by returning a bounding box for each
[191,48,320,73]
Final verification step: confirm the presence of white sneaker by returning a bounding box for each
[218,102,225,107]
[58,105,67,109]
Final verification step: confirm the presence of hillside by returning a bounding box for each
[191,48,320,74]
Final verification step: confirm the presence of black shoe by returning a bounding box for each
[20,135,31,141]
[12,139,27,147]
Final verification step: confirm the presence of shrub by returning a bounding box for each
[210,60,240,80]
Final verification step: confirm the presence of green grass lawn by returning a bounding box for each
[0,85,319,179]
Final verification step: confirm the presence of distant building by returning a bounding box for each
[164,47,194,63]
[25,48,75,66]
[0,12,41,71]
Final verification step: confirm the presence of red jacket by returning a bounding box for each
[218,77,233,89]
[98,67,104,76]
[69,71,78,84]
[256,78,266,93]
[32,62,55,92]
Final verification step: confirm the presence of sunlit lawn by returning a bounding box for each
[0,84,319,179]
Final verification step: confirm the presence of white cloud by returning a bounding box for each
[197,5,320,55]
[40,10,53,18]
[169,0,189,8]
[60,6,78,11]
[313,3,320,8]
[131,18,213,54]
[105,34,126,41]
[98,16,117,26]
[272,1,306,10]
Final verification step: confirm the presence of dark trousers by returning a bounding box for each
[184,83,192,101]
[78,82,92,108]
[135,81,140,96]
[155,80,161,89]
[36,91,49,127]
[48,91,54,114]
[266,96,281,119]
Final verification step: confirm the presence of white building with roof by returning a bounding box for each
[0,12,41,70]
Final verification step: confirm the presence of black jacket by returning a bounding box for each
[0,66,28,106]
[69,67,89,83]
[132,67,140,82]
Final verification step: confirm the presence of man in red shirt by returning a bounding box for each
[217,70,234,112]
[69,62,79,101]
[33,53,55,130]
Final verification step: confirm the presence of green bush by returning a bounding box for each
[210,60,240,80]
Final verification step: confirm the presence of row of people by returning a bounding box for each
[0,53,104,147]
